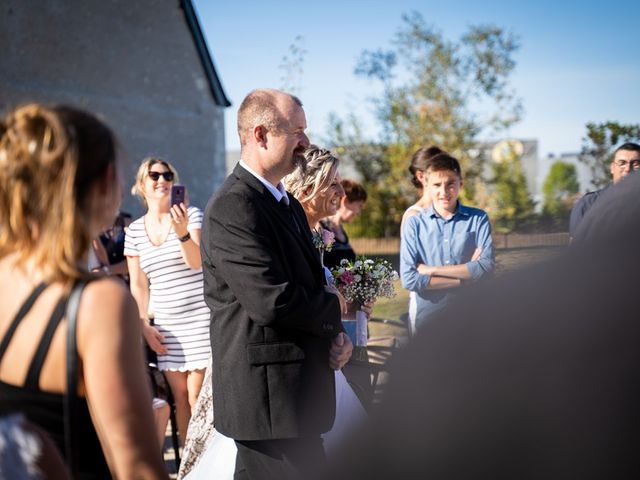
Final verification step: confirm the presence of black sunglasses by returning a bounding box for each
[148,171,174,182]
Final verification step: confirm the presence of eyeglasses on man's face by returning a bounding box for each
[148,171,174,182]
[613,159,640,170]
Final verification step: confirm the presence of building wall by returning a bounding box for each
[0,0,227,216]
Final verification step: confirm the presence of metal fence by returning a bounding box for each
[351,232,570,255]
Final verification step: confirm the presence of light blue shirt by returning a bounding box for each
[400,202,495,327]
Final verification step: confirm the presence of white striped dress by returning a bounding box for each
[124,206,211,371]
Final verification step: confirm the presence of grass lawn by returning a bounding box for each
[371,279,409,324]
[369,246,566,340]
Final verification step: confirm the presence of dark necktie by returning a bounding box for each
[279,197,301,233]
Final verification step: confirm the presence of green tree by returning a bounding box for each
[326,12,523,237]
[580,122,640,189]
[488,147,536,233]
[542,161,579,225]
[327,113,394,237]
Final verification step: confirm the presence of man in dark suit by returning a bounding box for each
[201,89,351,479]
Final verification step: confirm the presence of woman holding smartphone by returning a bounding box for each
[125,158,210,446]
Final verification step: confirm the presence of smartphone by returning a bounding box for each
[170,184,186,207]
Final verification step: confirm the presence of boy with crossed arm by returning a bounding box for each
[400,153,495,329]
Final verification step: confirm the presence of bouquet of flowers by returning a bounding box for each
[312,228,335,266]
[331,256,399,347]
[331,256,398,305]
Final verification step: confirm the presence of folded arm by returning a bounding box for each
[402,213,495,293]
[417,246,482,281]
[401,218,461,291]
[400,217,432,293]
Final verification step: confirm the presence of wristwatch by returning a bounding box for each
[178,232,191,243]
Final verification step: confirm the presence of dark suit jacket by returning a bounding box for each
[201,164,342,441]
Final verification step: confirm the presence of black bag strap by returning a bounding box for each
[64,279,90,476]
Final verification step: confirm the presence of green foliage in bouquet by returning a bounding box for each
[331,256,399,306]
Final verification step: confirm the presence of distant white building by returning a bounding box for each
[476,138,540,204]
[474,139,597,208]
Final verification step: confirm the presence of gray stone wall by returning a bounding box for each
[0,0,227,216]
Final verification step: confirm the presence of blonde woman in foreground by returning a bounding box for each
[0,104,168,479]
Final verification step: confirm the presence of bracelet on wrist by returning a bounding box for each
[178,232,191,243]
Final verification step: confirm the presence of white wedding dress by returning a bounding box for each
[178,359,367,479]
[322,367,368,456]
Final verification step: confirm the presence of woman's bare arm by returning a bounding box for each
[170,204,202,269]
[77,279,168,479]
[126,255,166,355]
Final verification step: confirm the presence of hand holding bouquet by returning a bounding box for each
[330,256,398,347]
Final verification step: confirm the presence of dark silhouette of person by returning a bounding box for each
[324,172,640,480]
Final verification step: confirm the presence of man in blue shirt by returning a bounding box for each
[400,152,494,329]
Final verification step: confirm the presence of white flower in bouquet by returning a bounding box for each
[330,255,398,306]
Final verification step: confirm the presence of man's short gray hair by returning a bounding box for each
[237,89,302,146]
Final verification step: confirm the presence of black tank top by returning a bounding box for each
[0,283,110,478]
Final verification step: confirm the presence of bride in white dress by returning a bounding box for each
[178,146,368,479]
[287,146,368,458]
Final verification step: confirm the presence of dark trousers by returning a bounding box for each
[234,437,326,480]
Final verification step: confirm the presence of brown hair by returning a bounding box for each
[614,142,640,156]
[131,157,180,207]
[341,179,367,203]
[408,145,445,188]
[284,145,340,203]
[0,104,117,281]
[425,153,462,177]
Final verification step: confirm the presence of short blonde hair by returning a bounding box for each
[0,104,117,282]
[284,145,340,204]
[131,157,179,207]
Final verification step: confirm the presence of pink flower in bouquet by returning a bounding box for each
[339,270,355,285]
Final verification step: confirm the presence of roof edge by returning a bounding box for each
[180,0,231,107]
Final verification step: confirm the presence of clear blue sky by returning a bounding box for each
[193,0,639,157]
